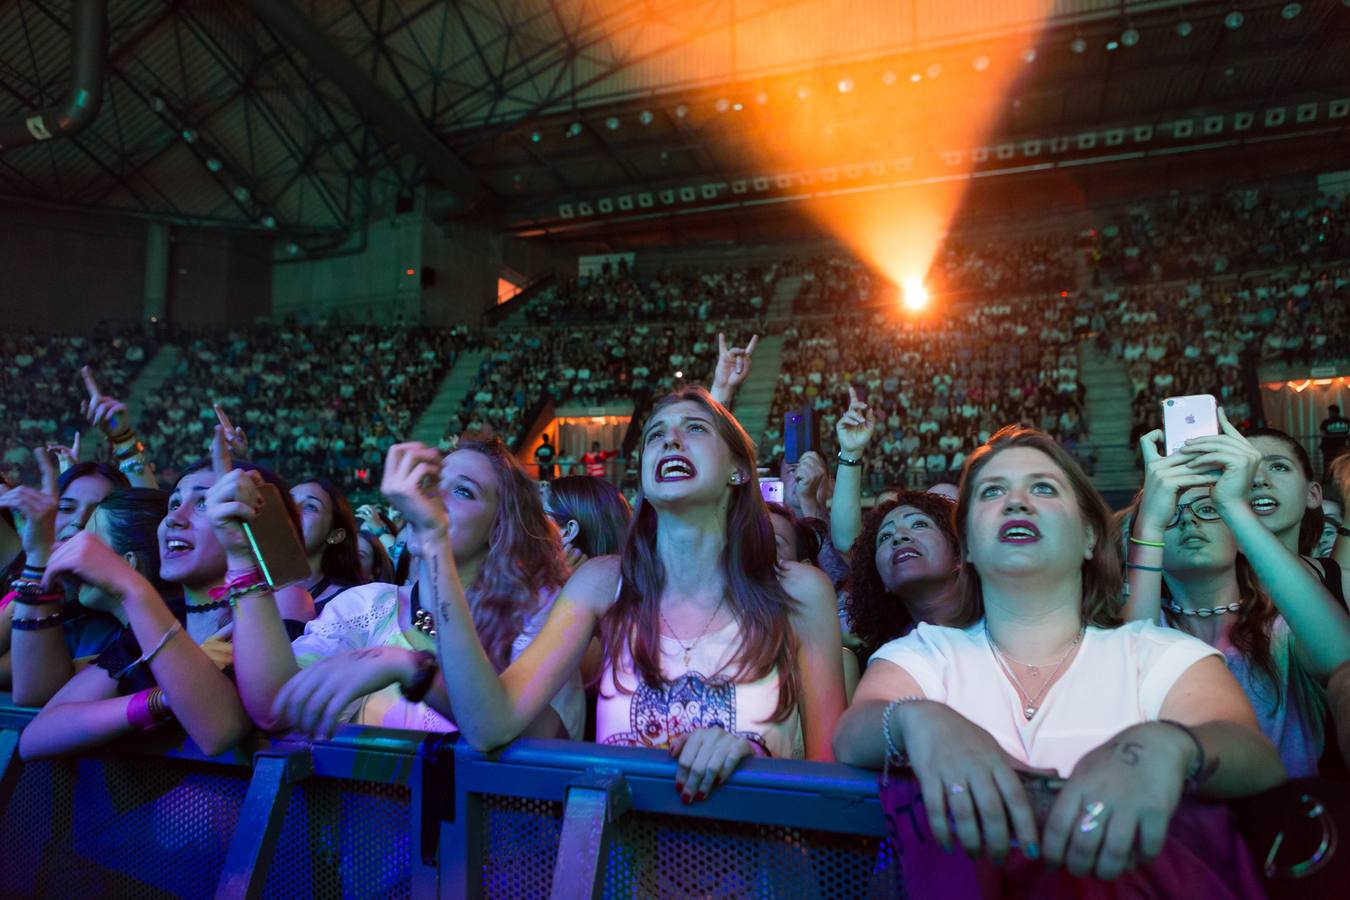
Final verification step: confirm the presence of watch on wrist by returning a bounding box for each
[836,451,862,467]
[400,650,440,704]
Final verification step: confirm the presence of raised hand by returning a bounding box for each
[380,443,448,536]
[44,433,81,473]
[1176,408,1262,513]
[214,403,249,459]
[1132,429,1219,540]
[41,529,149,602]
[203,424,263,564]
[80,366,130,439]
[836,386,878,458]
[0,449,59,566]
[711,332,760,402]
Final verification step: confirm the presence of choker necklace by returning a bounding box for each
[985,621,1084,721]
[410,584,435,637]
[1165,600,1242,618]
[186,598,231,613]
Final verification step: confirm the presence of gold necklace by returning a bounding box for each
[659,599,725,668]
[985,621,1084,720]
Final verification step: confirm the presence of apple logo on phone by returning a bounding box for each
[1184,415,1196,424]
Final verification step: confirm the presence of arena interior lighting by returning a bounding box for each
[972,55,990,72]
[1121,28,1140,47]
[837,77,854,93]
[639,110,654,124]
[1176,20,1193,37]
[901,277,929,311]
[1281,3,1302,19]
[1225,10,1245,29]
[1070,36,1087,53]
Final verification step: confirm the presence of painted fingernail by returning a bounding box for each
[681,794,691,805]
[694,792,706,802]
[675,781,683,793]
[1025,843,1040,861]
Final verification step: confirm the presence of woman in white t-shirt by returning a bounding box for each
[221,435,584,741]
[834,426,1284,882]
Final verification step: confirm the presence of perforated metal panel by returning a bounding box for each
[480,794,565,899]
[601,813,899,899]
[261,777,412,900]
[0,756,250,899]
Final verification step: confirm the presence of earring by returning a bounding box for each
[729,472,743,485]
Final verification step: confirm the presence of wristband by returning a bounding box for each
[1128,535,1165,548]
[227,582,272,607]
[881,696,924,784]
[837,451,862,467]
[115,441,146,461]
[208,569,265,601]
[400,651,440,704]
[11,609,65,631]
[1125,562,1163,572]
[126,688,172,731]
[8,589,64,605]
[1158,719,1206,792]
[109,427,136,445]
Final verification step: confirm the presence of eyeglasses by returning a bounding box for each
[1166,498,1222,530]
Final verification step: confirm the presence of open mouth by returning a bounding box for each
[891,547,921,566]
[655,455,697,482]
[1180,535,1209,548]
[1250,496,1280,515]
[164,537,195,559]
[998,520,1040,543]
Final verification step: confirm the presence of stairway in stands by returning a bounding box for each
[410,348,488,445]
[1079,342,1138,494]
[730,275,802,447]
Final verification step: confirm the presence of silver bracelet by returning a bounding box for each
[881,696,924,784]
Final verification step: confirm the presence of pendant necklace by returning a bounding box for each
[660,599,724,668]
[985,621,1084,720]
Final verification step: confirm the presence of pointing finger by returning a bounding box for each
[211,424,233,478]
[717,332,728,356]
[71,432,81,461]
[80,365,101,402]
[744,334,759,356]
[848,385,858,406]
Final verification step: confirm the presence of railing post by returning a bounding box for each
[0,729,21,818]
[215,746,313,900]
[549,769,631,900]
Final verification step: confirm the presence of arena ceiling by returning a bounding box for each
[0,0,1347,252]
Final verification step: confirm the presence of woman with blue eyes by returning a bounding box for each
[225,435,585,741]
[835,426,1284,885]
[303,386,844,803]
[1122,413,1350,777]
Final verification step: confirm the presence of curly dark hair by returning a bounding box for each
[844,490,959,658]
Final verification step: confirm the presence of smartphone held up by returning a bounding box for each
[1162,394,1219,456]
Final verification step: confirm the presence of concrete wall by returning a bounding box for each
[271,216,424,324]
[0,205,146,331]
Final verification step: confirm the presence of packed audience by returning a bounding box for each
[765,295,1089,490]
[3,182,1350,891]
[1093,188,1349,284]
[451,320,722,448]
[1106,265,1350,446]
[525,260,779,324]
[137,322,469,487]
[0,323,158,482]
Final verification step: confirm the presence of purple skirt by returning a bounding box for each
[880,777,1268,899]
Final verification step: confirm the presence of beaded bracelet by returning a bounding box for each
[1158,719,1207,793]
[108,427,136,445]
[115,441,147,461]
[208,569,265,602]
[227,582,272,607]
[9,590,64,605]
[11,609,65,631]
[881,696,924,785]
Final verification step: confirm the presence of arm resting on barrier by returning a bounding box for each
[19,664,135,759]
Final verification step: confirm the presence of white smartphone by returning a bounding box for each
[759,478,784,504]
[1162,394,1219,456]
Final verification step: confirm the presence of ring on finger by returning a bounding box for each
[1077,800,1108,834]
[946,782,967,795]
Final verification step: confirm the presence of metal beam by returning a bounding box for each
[244,0,485,214]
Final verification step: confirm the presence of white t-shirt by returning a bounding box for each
[869,620,1221,776]
[291,583,585,740]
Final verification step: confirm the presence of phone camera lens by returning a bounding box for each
[1166,400,1174,407]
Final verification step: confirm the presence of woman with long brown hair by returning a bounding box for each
[225,434,584,739]
[264,386,844,801]
[834,426,1283,885]
[1123,409,1350,776]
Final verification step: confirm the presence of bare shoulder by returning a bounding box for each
[776,561,837,616]
[559,554,623,617]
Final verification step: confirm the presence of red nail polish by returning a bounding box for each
[681,794,691,805]
[695,792,706,802]
[675,781,683,792]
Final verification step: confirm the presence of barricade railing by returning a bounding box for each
[0,699,895,899]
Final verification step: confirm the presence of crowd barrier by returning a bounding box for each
[0,699,896,898]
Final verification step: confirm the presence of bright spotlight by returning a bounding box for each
[1176,21,1193,37]
[1070,37,1087,54]
[1121,28,1140,47]
[1224,11,1244,29]
[837,77,854,93]
[901,277,928,311]
[972,55,990,72]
